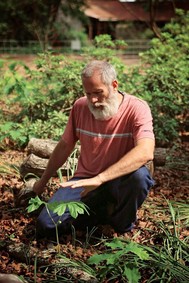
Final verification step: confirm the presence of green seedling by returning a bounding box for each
[27,196,89,252]
[88,238,150,283]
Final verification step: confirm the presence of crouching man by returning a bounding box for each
[32,60,155,239]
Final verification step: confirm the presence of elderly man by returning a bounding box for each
[33,60,155,239]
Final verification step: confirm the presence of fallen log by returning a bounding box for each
[7,243,98,282]
[27,137,80,158]
[20,138,167,178]
[0,274,27,283]
[27,138,58,159]
[154,147,167,167]
[20,153,77,178]
[27,138,167,166]
[20,154,49,177]
[26,138,167,165]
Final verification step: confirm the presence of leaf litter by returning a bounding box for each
[0,143,188,282]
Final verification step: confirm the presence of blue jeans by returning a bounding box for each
[36,166,154,239]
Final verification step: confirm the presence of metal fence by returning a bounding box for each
[125,39,151,55]
[0,39,151,55]
[0,40,71,54]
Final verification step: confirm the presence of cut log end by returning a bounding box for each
[27,137,58,159]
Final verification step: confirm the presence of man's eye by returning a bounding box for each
[94,91,103,95]
[86,91,103,96]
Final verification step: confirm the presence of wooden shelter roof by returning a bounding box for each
[84,0,189,22]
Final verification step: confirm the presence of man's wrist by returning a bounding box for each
[98,173,106,184]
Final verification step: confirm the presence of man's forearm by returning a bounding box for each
[39,139,74,186]
[98,138,154,184]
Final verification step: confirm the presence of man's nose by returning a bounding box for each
[90,95,99,104]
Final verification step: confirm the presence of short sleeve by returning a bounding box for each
[132,100,155,143]
[61,105,78,147]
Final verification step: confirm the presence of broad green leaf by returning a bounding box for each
[47,201,89,218]
[68,203,78,219]
[74,201,90,215]
[123,267,141,283]
[72,205,85,215]
[67,202,89,218]
[88,253,113,265]
[49,202,67,216]
[0,122,14,131]
[106,239,149,260]
[124,242,149,260]
[106,238,125,249]
[88,250,122,266]
[27,196,44,213]
[10,130,23,139]
[106,252,122,265]
[48,201,61,212]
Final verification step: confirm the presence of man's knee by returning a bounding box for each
[129,166,154,192]
[108,167,154,232]
[126,166,154,209]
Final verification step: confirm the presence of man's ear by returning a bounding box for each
[112,80,118,89]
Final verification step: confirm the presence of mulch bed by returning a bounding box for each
[0,142,188,282]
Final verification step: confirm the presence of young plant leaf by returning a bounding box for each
[123,267,141,283]
[106,238,125,249]
[124,242,150,260]
[48,202,67,216]
[47,201,89,218]
[27,196,44,213]
[88,253,112,265]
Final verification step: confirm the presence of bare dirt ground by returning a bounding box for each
[0,53,141,68]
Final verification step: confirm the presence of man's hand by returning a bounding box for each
[33,179,46,195]
[15,178,37,207]
[60,175,103,197]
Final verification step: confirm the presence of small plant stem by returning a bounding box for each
[71,225,76,248]
[45,204,61,253]
[34,255,38,283]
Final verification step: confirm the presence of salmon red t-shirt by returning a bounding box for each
[62,93,154,177]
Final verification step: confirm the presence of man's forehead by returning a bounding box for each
[83,71,101,80]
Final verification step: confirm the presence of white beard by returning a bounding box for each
[88,90,120,120]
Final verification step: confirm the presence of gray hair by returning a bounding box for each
[81,60,117,85]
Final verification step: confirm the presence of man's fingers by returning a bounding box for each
[60,180,85,188]
[60,181,77,188]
